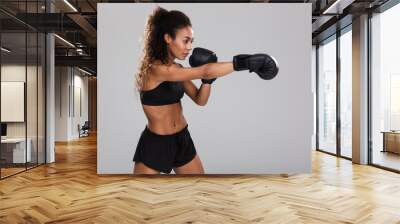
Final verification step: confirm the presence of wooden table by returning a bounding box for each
[381,131,400,154]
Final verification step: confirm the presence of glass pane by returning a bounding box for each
[1,31,27,178]
[371,4,400,171]
[318,37,337,154]
[27,31,38,169]
[340,29,352,158]
[38,32,45,165]
[0,1,46,178]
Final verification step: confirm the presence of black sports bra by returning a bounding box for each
[140,81,184,106]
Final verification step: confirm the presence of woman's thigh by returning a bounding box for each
[133,162,160,174]
[173,154,205,174]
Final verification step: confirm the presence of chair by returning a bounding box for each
[79,121,90,138]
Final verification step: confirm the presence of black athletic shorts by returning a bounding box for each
[133,124,197,174]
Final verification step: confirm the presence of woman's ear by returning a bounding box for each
[164,33,172,44]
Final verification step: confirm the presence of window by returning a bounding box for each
[370,2,400,171]
[339,28,352,158]
[318,36,337,154]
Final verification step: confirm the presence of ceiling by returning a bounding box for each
[0,0,392,75]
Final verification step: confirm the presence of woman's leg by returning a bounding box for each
[173,154,205,174]
[133,162,161,174]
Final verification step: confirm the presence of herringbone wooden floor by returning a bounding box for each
[1,134,400,224]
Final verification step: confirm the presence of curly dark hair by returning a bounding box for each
[135,6,192,92]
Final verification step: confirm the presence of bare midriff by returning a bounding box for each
[142,102,187,135]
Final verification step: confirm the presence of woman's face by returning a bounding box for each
[165,26,194,61]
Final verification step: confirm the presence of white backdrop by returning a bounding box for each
[97,3,313,174]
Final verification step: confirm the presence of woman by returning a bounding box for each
[133,7,278,175]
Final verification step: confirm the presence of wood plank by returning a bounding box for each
[0,134,399,223]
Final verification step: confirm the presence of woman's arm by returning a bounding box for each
[183,80,211,106]
[203,62,234,79]
[152,62,234,82]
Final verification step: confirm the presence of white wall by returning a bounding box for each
[98,3,313,174]
[55,67,69,141]
[55,67,89,141]
[1,65,37,138]
[1,63,46,164]
[72,72,89,138]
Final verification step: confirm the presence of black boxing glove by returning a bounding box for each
[189,47,218,84]
[233,53,279,80]
[189,47,217,66]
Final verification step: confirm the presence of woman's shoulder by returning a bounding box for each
[150,61,183,78]
[151,60,183,68]
[174,62,184,68]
